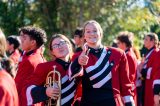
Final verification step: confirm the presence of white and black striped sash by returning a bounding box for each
[86,48,114,88]
[61,75,76,105]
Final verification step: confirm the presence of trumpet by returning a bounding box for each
[45,66,61,106]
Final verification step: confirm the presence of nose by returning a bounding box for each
[90,32,94,35]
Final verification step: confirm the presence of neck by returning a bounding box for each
[124,47,129,51]
[8,48,14,54]
[147,45,154,50]
[25,46,37,53]
[60,55,70,62]
[77,42,84,48]
[87,41,102,49]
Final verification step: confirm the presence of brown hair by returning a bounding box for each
[117,31,134,48]
[19,26,47,48]
[0,29,7,57]
[145,33,159,46]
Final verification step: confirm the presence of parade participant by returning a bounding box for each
[15,26,47,105]
[74,27,85,52]
[6,35,21,66]
[138,33,159,106]
[24,34,76,106]
[69,20,134,106]
[0,28,19,106]
[153,50,160,106]
[117,31,138,106]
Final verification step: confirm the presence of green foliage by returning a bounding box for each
[0,0,159,59]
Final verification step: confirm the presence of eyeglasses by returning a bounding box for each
[52,41,67,49]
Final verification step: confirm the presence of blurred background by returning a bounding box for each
[0,0,159,58]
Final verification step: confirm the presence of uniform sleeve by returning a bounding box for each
[153,52,160,95]
[26,85,49,105]
[0,86,5,105]
[153,70,160,95]
[68,52,83,80]
[24,63,51,105]
[119,53,135,106]
[126,53,137,84]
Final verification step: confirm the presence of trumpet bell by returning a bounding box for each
[44,69,61,106]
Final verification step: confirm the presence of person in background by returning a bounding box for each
[111,39,118,48]
[117,31,138,106]
[69,38,76,53]
[6,35,21,67]
[15,26,47,106]
[153,49,160,106]
[74,27,85,52]
[0,28,19,106]
[69,20,134,106]
[137,33,159,106]
[24,34,76,106]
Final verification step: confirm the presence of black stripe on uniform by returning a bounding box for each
[61,81,76,99]
[90,61,114,85]
[88,50,111,77]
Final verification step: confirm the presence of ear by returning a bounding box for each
[10,44,14,49]
[31,40,37,46]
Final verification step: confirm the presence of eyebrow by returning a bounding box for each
[52,40,65,44]
[85,28,97,30]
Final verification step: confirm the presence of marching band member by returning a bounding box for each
[73,27,84,52]
[0,29,19,106]
[138,33,159,106]
[117,31,138,106]
[24,34,76,106]
[153,50,160,106]
[69,20,134,106]
[15,26,47,105]
[6,35,21,65]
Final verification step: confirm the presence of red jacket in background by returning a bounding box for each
[141,47,159,106]
[125,48,138,106]
[15,48,45,106]
[0,70,19,106]
[10,49,21,65]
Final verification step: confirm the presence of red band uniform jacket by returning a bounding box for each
[0,69,19,106]
[15,48,45,106]
[24,58,76,106]
[152,50,160,101]
[9,49,21,65]
[125,48,138,106]
[140,47,159,106]
[69,46,134,106]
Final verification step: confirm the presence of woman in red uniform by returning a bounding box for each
[69,20,134,106]
[138,33,159,106]
[117,31,138,106]
[153,50,160,106]
[24,34,77,106]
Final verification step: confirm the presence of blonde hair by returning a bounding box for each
[0,29,7,57]
[83,20,103,38]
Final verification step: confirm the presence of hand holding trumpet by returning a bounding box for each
[46,84,60,100]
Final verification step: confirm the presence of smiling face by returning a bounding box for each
[84,22,102,48]
[51,37,70,60]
